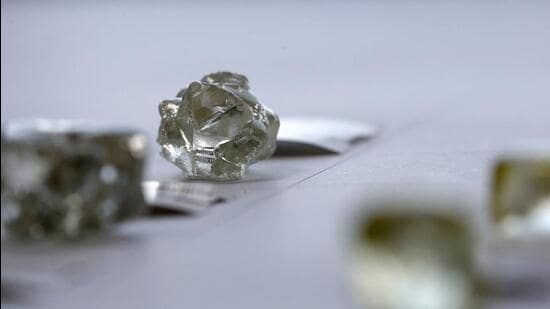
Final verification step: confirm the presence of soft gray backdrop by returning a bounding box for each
[2,1,550,308]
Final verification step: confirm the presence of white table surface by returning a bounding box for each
[2,1,550,308]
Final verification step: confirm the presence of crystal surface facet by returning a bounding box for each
[158,72,279,180]
[1,120,148,239]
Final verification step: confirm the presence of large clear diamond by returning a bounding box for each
[158,72,279,180]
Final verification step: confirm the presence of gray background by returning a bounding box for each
[2,1,550,308]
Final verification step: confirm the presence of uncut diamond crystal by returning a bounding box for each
[350,196,477,309]
[158,72,279,180]
[492,152,550,238]
[1,120,148,239]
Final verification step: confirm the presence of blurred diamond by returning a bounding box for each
[492,150,550,238]
[1,120,147,239]
[158,71,279,181]
[350,196,477,309]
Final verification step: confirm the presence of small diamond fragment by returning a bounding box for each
[1,120,148,239]
[157,71,279,180]
[492,150,550,238]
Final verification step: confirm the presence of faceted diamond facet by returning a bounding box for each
[158,72,279,180]
[1,120,147,239]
